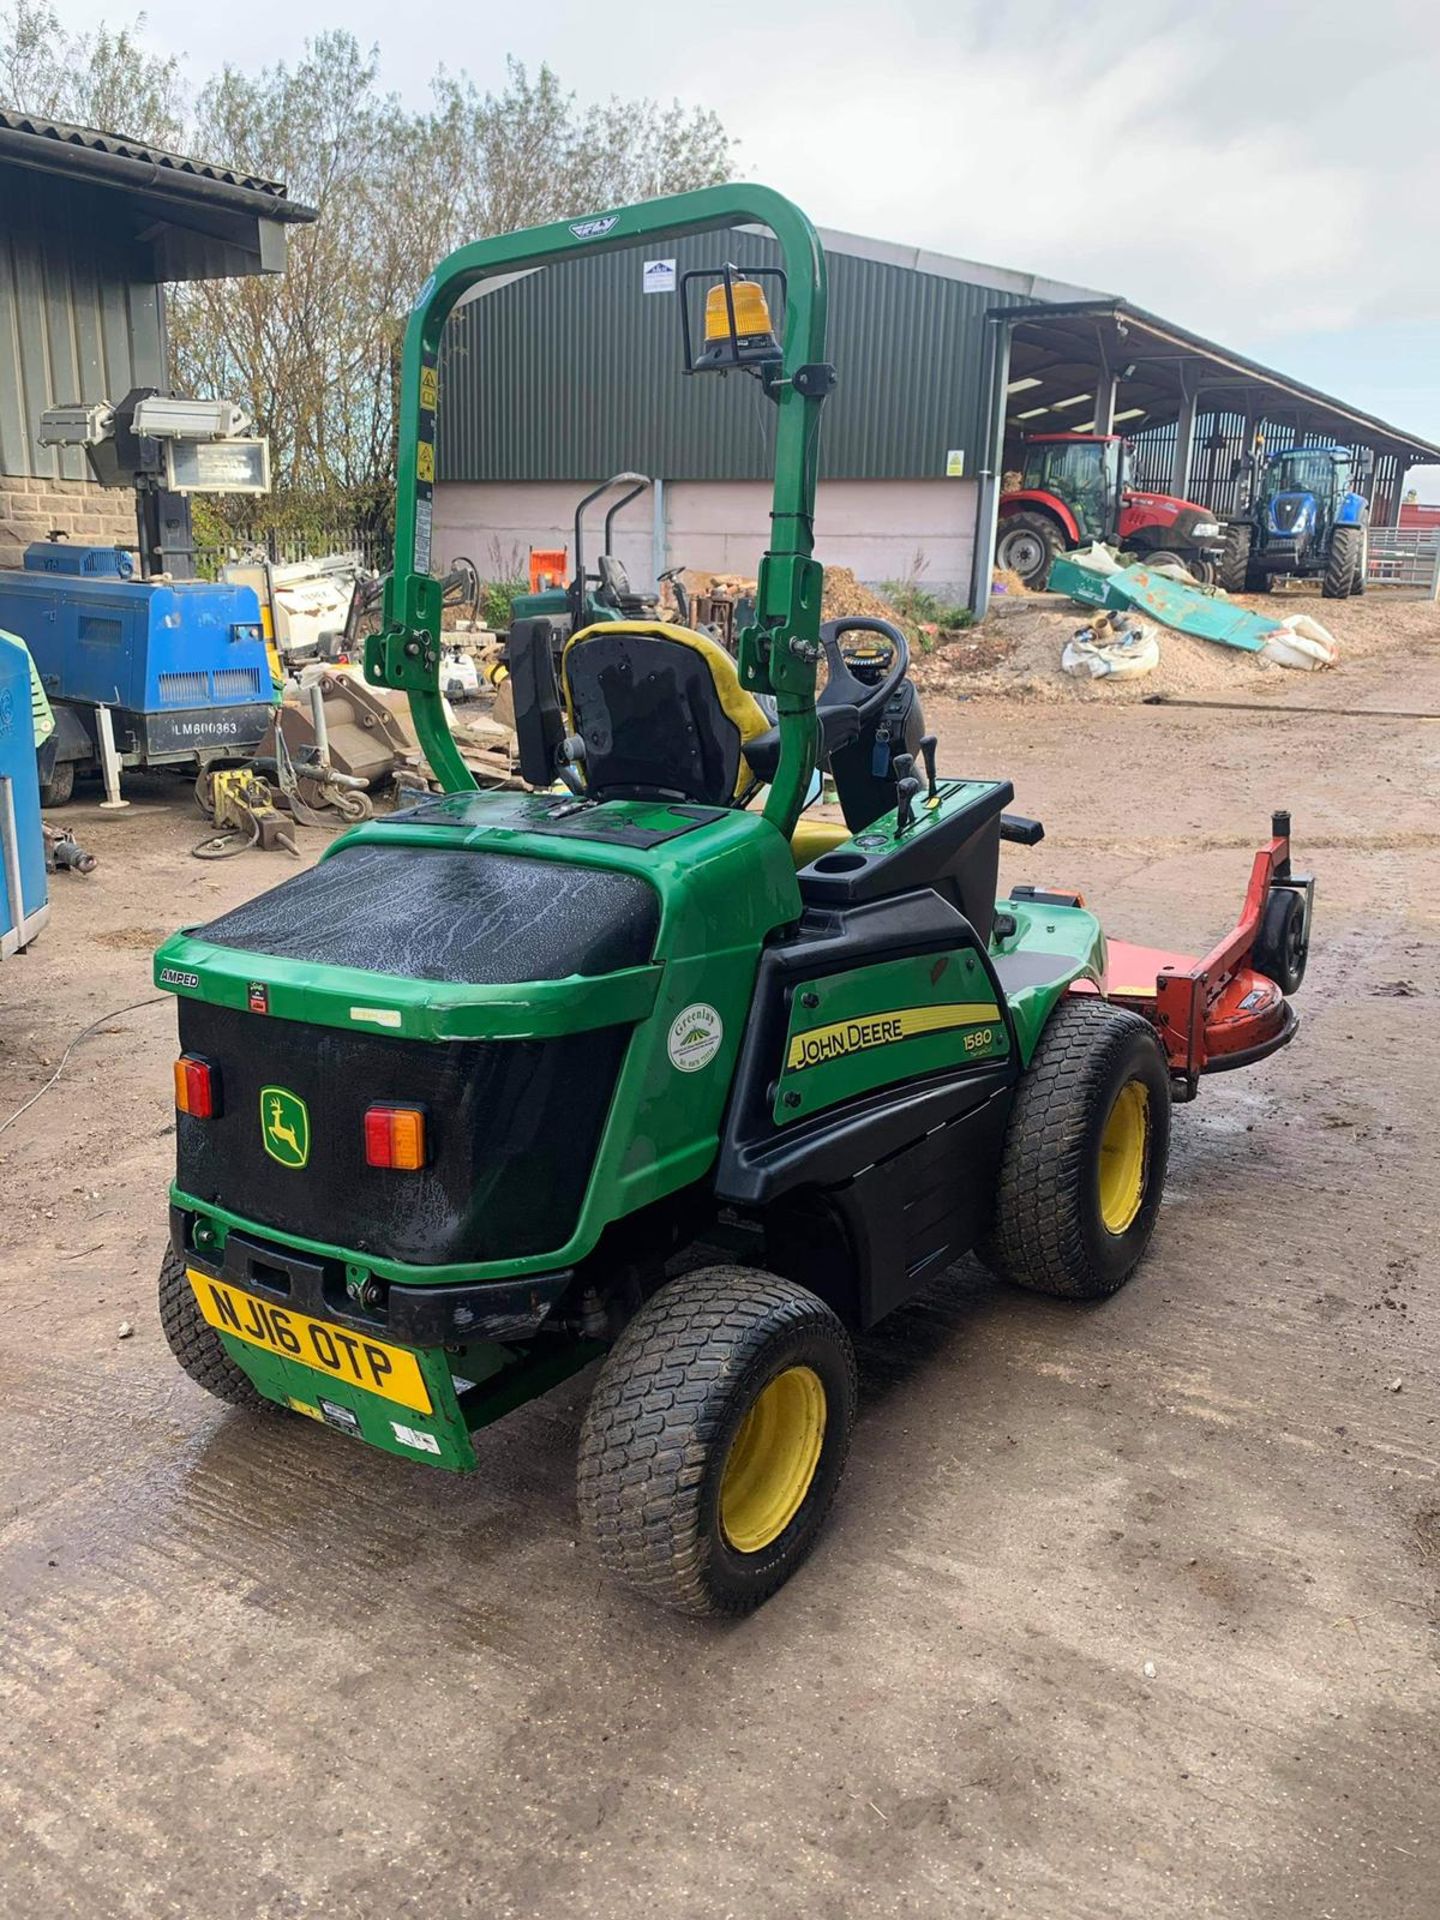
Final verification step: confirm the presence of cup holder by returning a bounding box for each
[812,851,868,874]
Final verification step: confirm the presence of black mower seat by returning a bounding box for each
[562,621,771,807]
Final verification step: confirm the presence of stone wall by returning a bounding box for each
[0,475,135,569]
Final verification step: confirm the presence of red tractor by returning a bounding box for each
[997,433,1226,588]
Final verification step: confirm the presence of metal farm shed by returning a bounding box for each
[0,110,314,561]
[432,217,1440,613]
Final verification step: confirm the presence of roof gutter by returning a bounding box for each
[0,127,317,224]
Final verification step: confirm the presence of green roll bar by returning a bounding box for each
[365,183,832,840]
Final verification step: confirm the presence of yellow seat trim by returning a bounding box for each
[789,817,851,868]
[562,621,772,801]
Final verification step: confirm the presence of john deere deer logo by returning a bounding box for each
[260,1086,310,1168]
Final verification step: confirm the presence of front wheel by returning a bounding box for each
[1219,524,1252,594]
[982,998,1172,1300]
[577,1266,857,1616]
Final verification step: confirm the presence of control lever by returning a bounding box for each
[917,734,939,801]
[893,753,923,835]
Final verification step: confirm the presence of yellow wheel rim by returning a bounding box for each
[719,1365,827,1554]
[1098,1079,1150,1235]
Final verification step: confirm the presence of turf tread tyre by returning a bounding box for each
[983,997,1170,1301]
[158,1247,269,1409]
[1323,525,1361,600]
[576,1266,856,1617]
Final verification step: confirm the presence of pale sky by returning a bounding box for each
[56,0,1440,494]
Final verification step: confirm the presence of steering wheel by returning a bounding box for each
[817,617,910,725]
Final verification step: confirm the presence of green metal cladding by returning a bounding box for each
[436,229,1025,484]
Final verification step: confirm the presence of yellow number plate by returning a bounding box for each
[187,1270,432,1414]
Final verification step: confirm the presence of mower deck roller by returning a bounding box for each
[154,187,1314,1615]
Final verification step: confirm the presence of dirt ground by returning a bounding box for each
[2,629,1438,1918]
[918,585,1440,708]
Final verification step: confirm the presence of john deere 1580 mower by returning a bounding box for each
[154,187,1315,1616]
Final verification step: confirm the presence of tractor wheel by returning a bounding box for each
[1218,525,1252,594]
[576,1266,856,1616]
[1351,528,1368,596]
[1253,886,1308,994]
[158,1247,269,1409]
[996,512,1065,589]
[1323,526,1362,599]
[1143,548,1188,575]
[982,998,1171,1300]
[39,758,75,807]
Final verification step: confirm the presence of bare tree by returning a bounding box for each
[0,14,732,539]
[0,0,184,145]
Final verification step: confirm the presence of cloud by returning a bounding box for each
[717,0,1440,347]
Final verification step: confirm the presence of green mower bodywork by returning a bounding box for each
[154,185,1310,1614]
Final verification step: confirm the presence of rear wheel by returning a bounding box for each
[997,512,1065,589]
[1323,526,1362,599]
[577,1266,856,1616]
[982,998,1171,1299]
[158,1247,268,1409]
[1350,527,1368,596]
[1218,524,1252,593]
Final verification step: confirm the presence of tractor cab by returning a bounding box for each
[997,432,1225,587]
[1015,434,1121,542]
[1257,447,1361,548]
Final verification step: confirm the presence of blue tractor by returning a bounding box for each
[1219,445,1370,599]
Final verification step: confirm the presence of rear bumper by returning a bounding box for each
[170,1203,573,1346]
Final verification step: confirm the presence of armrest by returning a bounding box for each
[743,704,860,786]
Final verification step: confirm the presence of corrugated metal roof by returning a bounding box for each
[438,229,1025,484]
[0,108,314,217]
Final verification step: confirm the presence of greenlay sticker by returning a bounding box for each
[668,1003,723,1073]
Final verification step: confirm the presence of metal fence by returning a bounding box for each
[1366,526,1440,590]
[1127,416,1404,525]
[193,527,392,580]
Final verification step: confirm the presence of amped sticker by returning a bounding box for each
[668,1003,723,1073]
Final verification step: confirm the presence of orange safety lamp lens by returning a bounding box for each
[174,1055,218,1118]
[703,278,775,343]
[364,1105,428,1170]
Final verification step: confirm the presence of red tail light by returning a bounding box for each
[174,1055,218,1118]
[364,1105,427,1170]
